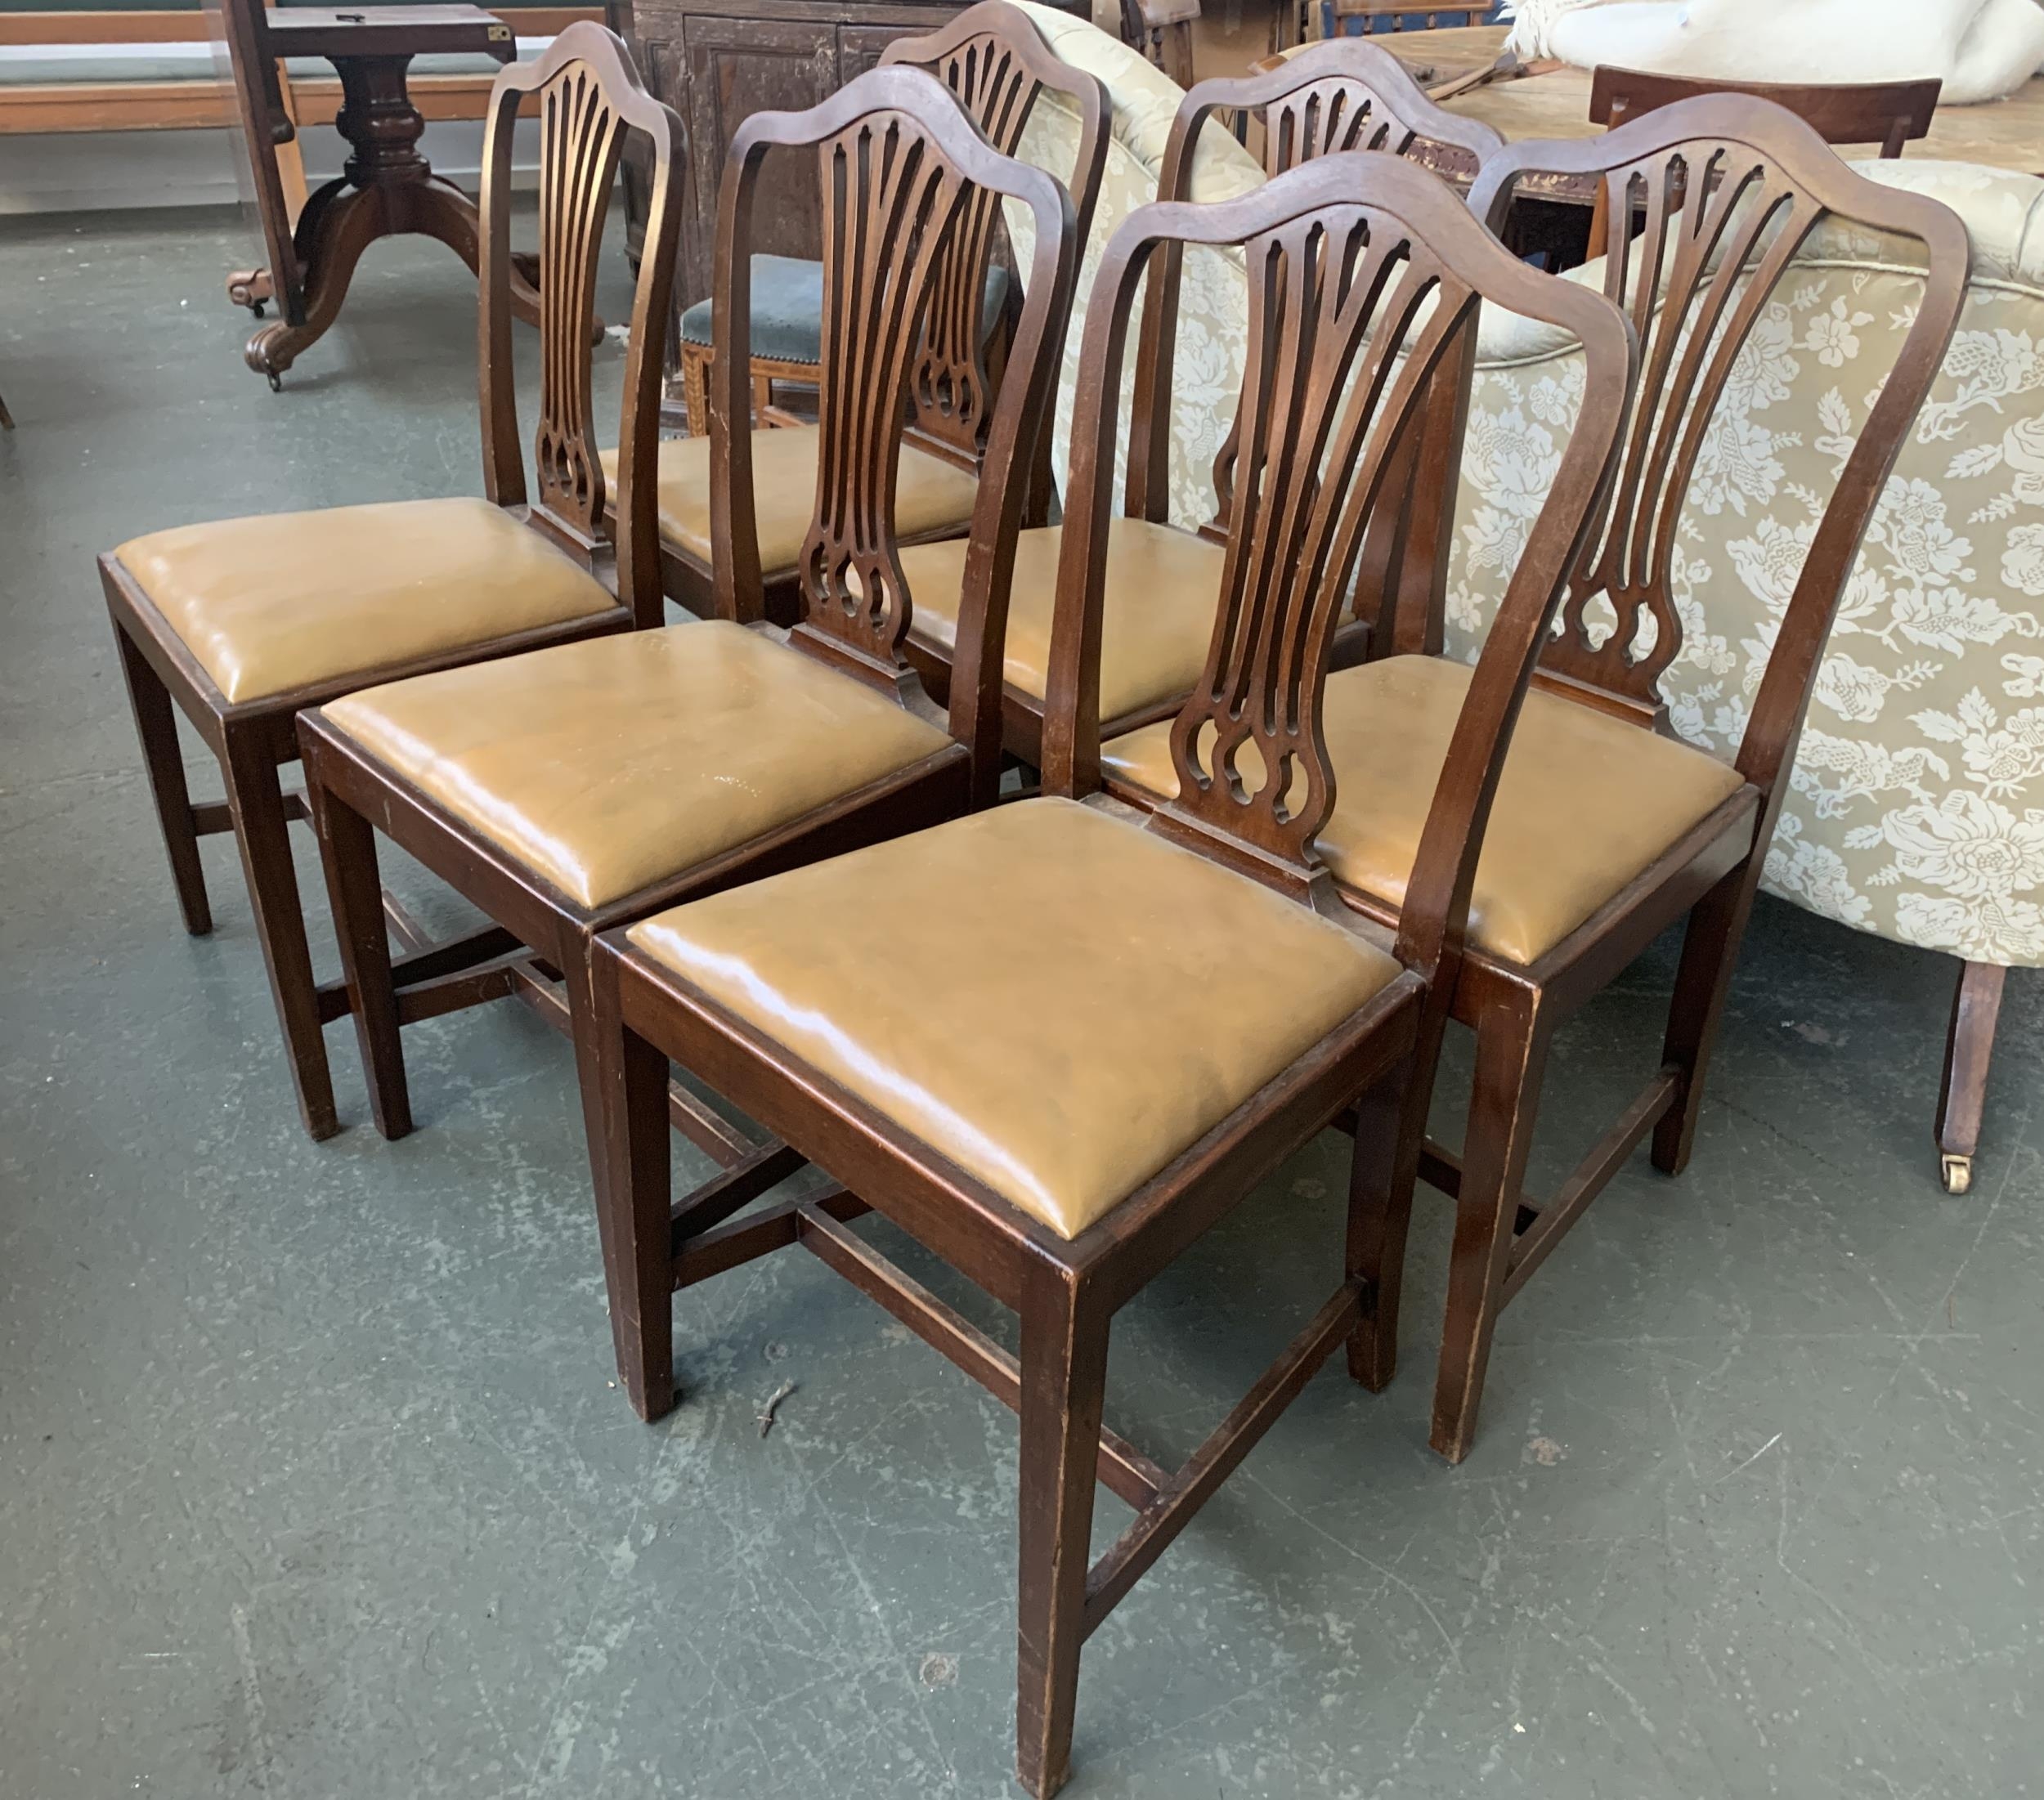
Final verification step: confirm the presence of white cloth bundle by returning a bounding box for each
[1500,0,2044,104]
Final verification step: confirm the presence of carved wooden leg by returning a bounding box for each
[1015,1266,1109,1800]
[576,944,677,1421]
[245,184,391,386]
[1430,990,1548,1464]
[222,731,338,1140]
[114,625,212,937]
[304,774,410,1141]
[1651,857,1762,1177]
[679,341,711,437]
[1936,960,2007,1196]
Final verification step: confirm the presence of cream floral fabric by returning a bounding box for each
[1441,161,2044,968]
[1020,22,2044,965]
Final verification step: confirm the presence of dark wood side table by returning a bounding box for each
[221,0,544,387]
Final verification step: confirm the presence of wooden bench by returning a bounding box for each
[0,5,601,222]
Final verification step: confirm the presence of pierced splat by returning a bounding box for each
[796,113,975,669]
[1127,39,1505,530]
[1556,144,1822,713]
[1468,114,1870,725]
[529,61,629,548]
[1166,211,1478,874]
[898,33,1033,457]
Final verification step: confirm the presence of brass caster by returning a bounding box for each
[267,370,283,393]
[1940,1153,1973,1196]
[251,300,267,319]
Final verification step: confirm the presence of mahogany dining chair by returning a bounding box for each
[892,35,1507,770]
[621,0,1109,625]
[296,69,1075,1212]
[578,152,1633,1798]
[99,23,683,1140]
[1101,95,1970,1462]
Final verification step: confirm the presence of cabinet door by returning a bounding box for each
[837,21,925,83]
[681,14,839,303]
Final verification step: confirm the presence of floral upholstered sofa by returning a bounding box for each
[1003,8,2041,1190]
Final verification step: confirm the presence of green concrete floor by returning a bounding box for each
[2,206,2040,1800]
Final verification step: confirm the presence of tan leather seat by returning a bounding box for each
[1103,654,1749,968]
[601,426,982,578]
[114,497,617,705]
[320,620,953,911]
[899,519,1227,720]
[627,797,1400,1238]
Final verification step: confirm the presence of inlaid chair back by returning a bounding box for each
[1049,154,1633,982]
[1130,39,1505,531]
[879,0,1108,464]
[477,23,684,626]
[710,65,1076,793]
[1468,95,1969,797]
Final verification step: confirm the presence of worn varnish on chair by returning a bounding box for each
[582,152,1632,1798]
[893,35,1503,772]
[1105,96,1970,1463]
[101,22,682,1139]
[296,65,1073,1245]
[639,1,1108,628]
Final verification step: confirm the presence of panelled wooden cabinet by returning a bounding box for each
[608,0,987,310]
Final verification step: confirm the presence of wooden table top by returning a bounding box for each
[264,6,516,62]
[1390,25,2044,179]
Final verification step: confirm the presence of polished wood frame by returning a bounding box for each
[666,0,1104,539]
[1580,66,1941,259]
[899,36,1507,771]
[101,22,682,1139]
[297,67,1074,1184]
[584,151,1632,1798]
[1199,97,1960,1462]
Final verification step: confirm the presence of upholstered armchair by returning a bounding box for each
[1007,7,2037,1191]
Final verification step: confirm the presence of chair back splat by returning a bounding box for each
[1129,38,1505,587]
[881,1,1109,464]
[478,23,685,626]
[1468,94,1970,786]
[1048,151,1635,990]
[710,65,1078,800]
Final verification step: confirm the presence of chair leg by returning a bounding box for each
[1652,858,1762,1176]
[1344,1040,1435,1393]
[571,947,676,1421]
[222,732,338,1141]
[1935,959,2007,1196]
[114,625,212,937]
[1430,991,1548,1465]
[1015,1267,1109,1800]
[304,774,411,1141]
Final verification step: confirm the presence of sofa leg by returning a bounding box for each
[1935,960,2006,1196]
